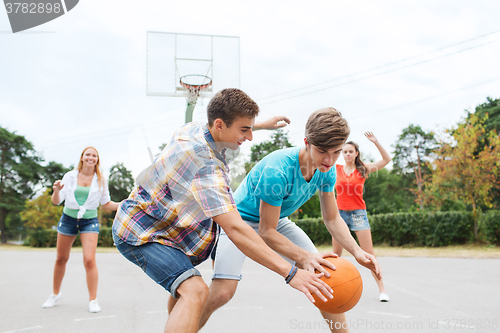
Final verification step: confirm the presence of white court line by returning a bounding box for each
[385,282,470,317]
[368,311,411,319]
[3,326,42,333]
[74,315,116,322]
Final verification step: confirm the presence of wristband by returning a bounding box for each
[285,265,298,284]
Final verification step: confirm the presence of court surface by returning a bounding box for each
[1,250,499,333]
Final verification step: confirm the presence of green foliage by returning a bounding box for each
[298,193,321,219]
[363,169,417,214]
[295,218,331,245]
[27,227,115,247]
[480,210,500,245]
[43,161,73,194]
[108,162,134,202]
[370,211,474,247]
[0,126,44,243]
[20,188,63,230]
[245,129,294,173]
[392,124,438,209]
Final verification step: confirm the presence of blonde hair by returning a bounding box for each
[305,107,350,150]
[77,146,104,188]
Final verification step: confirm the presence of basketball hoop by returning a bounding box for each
[180,74,213,104]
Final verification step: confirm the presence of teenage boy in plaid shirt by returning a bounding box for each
[112,89,333,333]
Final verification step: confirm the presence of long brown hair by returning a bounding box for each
[345,141,368,178]
[77,146,104,188]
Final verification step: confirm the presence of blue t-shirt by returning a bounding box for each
[234,147,336,222]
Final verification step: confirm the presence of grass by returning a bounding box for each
[1,243,499,258]
[316,244,500,259]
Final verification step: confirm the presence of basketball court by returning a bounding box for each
[1,249,498,333]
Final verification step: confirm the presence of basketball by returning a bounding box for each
[312,257,363,314]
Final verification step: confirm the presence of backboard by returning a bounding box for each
[146,31,240,98]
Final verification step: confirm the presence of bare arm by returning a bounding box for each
[213,210,333,303]
[319,190,382,279]
[258,200,337,277]
[253,116,290,131]
[363,131,392,175]
[51,180,64,205]
[101,201,120,211]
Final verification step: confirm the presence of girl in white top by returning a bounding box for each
[42,147,119,313]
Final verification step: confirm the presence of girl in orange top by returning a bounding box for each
[333,131,392,302]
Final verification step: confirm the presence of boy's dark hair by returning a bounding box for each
[305,107,350,150]
[207,88,259,127]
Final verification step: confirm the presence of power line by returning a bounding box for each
[258,31,500,105]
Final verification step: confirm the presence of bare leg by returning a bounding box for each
[165,276,208,333]
[354,229,386,294]
[321,311,349,333]
[199,279,239,329]
[81,233,99,301]
[53,233,76,294]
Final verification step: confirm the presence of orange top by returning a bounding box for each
[335,164,366,210]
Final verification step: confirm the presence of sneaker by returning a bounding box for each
[42,293,62,308]
[379,293,390,302]
[89,299,101,313]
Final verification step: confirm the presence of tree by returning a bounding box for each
[0,127,44,243]
[108,162,134,202]
[427,114,500,239]
[392,125,438,209]
[20,188,63,230]
[43,161,73,194]
[244,128,294,173]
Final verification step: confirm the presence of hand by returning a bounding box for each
[364,131,378,143]
[353,249,382,280]
[301,251,338,278]
[254,116,291,130]
[52,180,64,192]
[288,268,333,303]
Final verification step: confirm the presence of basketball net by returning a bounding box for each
[180,74,213,105]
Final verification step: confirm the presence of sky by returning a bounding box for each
[1,0,500,180]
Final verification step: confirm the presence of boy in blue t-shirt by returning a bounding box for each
[200,107,382,332]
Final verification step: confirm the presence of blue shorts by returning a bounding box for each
[339,209,370,231]
[57,213,99,236]
[112,233,202,299]
[213,217,317,281]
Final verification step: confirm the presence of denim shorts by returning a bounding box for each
[212,217,317,281]
[339,209,370,231]
[112,233,201,299]
[57,213,99,236]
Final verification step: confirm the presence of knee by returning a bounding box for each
[211,280,237,307]
[178,278,209,305]
[55,255,69,266]
[83,257,96,270]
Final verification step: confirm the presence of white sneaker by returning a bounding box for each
[89,299,101,313]
[379,293,390,302]
[42,293,62,308]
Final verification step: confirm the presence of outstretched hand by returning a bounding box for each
[254,116,291,130]
[364,131,378,143]
[353,250,382,280]
[288,268,333,303]
[52,180,64,192]
[302,252,338,278]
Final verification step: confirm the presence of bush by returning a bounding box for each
[480,210,500,245]
[294,211,476,247]
[27,227,114,247]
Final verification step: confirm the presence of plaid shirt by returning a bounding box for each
[113,123,236,265]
